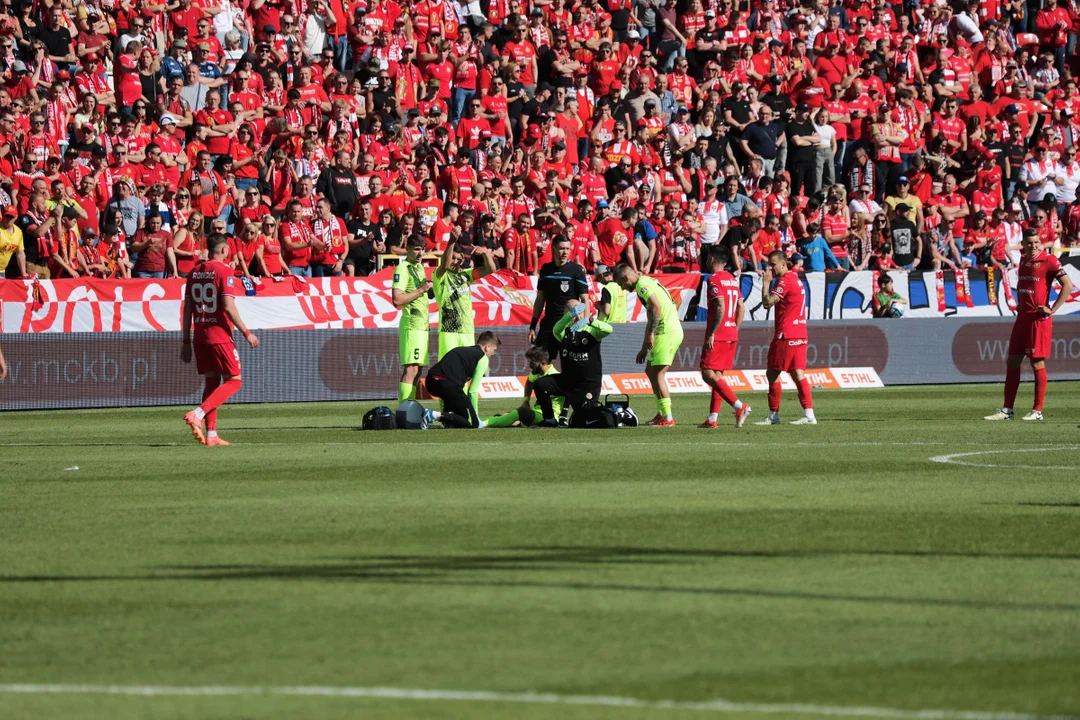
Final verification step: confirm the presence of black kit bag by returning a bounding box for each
[569,403,619,429]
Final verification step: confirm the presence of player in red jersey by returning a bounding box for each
[985,229,1073,421]
[699,245,752,429]
[181,234,260,446]
[756,250,816,425]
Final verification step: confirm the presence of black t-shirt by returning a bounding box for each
[786,120,817,162]
[693,29,721,65]
[428,345,486,386]
[889,218,918,266]
[36,25,73,59]
[723,97,753,131]
[761,93,793,128]
[997,140,1026,180]
[346,219,383,275]
[505,81,527,125]
[538,48,572,88]
[17,213,46,264]
[537,260,588,329]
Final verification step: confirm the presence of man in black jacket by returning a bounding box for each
[316,150,360,220]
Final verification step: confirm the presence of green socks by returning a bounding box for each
[484,410,521,428]
[658,397,672,420]
[398,383,415,403]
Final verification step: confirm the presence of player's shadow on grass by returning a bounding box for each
[3,546,1079,613]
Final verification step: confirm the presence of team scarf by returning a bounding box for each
[190,167,221,196]
[935,270,947,313]
[955,268,974,308]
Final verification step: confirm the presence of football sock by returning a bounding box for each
[1003,366,1021,410]
[659,397,672,420]
[768,382,782,413]
[795,378,814,410]
[398,383,412,403]
[709,389,723,415]
[716,380,739,408]
[484,410,521,428]
[200,378,242,416]
[707,412,719,422]
[1033,367,1047,412]
[804,408,817,420]
[207,430,218,439]
[202,377,221,431]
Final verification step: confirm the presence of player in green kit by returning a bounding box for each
[434,236,497,359]
[391,236,433,403]
[481,346,565,428]
[614,264,683,427]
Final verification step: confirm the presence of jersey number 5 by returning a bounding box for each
[191,282,218,314]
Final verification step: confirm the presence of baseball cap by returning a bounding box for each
[704,9,715,17]
[159,114,178,125]
[85,52,101,61]
[11,60,26,73]
[611,79,623,90]
[595,263,611,276]
[596,199,609,209]
[3,206,17,218]
[428,78,441,88]
[480,129,492,138]
[897,176,909,184]
[644,99,657,108]
[627,28,640,38]
[895,203,910,214]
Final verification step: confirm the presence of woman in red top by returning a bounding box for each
[170,211,206,278]
[254,216,285,276]
[231,125,260,192]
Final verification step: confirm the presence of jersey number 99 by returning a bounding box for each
[190,282,218,314]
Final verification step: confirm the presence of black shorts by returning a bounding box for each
[535,327,561,366]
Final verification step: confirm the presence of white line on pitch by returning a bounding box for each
[929,447,1080,471]
[0,683,1074,720]
[0,440,1054,449]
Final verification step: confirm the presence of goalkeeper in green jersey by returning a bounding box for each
[391,235,433,403]
[434,236,497,360]
[614,264,683,427]
[482,345,564,428]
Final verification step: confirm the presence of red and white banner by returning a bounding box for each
[476,367,884,399]
[0,269,702,335]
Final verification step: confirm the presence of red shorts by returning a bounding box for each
[767,339,808,372]
[1009,315,1053,359]
[195,342,242,377]
[701,340,737,371]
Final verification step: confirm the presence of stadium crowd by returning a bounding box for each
[0,0,1079,284]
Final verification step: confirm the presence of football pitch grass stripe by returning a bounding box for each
[0,684,1076,720]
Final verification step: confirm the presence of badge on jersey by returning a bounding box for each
[560,281,569,293]
[227,277,235,286]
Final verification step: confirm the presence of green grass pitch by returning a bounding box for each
[1,383,1079,720]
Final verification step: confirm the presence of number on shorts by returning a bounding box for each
[190,282,218,314]
[413,347,421,361]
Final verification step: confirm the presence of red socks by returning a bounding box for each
[202,376,221,431]
[715,380,737,407]
[1033,367,1047,412]
[795,378,814,410]
[200,378,242,420]
[709,389,723,414]
[1004,366,1021,409]
[768,383,782,412]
